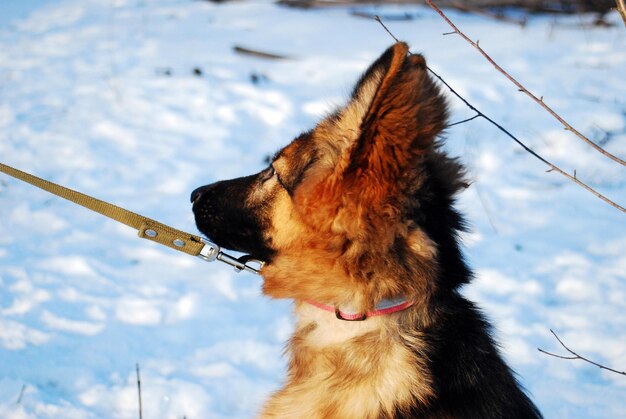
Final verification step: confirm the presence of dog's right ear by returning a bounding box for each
[307,42,447,189]
[294,43,447,235]
[344,42,448,183]
[319,43,411,159]
[347,43,406,125]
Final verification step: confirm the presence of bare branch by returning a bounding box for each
[232,46,292,60]
[374,16,626,214]
[539,329,626,376]
[447,113,481,127]
[424,0,626,168]
[374,16,401,43]
[16,384,26,405]
[136,363,143,419]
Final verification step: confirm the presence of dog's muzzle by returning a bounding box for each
[191,186,265,275]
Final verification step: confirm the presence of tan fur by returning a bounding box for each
[261,303,434,419]
[407,228,438,260]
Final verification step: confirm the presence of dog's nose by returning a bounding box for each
[190,185,208,204]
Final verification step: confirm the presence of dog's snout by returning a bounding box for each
[191,185,209,204]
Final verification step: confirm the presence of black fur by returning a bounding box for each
[191,175,275,262]
[401,151,542,418]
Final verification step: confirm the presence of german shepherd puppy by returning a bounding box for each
[192,43,542,418]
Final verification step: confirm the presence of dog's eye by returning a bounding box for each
[259,166,276,183]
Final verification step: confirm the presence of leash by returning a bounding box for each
[0,162,264,275]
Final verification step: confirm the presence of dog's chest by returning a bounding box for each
[260,303,433,418]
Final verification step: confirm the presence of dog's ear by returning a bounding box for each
[343,42,447,191]
[293,43,448,238]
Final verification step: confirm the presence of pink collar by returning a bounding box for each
[306,298,415,321]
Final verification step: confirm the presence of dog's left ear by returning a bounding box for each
[342,42,447,194]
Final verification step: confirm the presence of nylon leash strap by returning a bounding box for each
[0,162,263,274]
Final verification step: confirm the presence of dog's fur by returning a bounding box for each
[192,42,542,418]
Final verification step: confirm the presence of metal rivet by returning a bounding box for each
[145,229,158,238]
[173,239,185,247]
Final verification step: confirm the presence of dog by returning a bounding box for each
[191,42,542,418]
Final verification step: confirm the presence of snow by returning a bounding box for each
[0,0,625,417]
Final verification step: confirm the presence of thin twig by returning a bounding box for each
[375,17,626,214]
[428,66,626,213]
[473,178,499,233]
[617,0,626,27]
[16,384,26,405]
[447,113,481,127]
[425,0,626,168]
[538,329,626,376]
[136,363,143,419]
[232,46,292,60]
[375,16,401,42]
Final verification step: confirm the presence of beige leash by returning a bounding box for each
[0,162,263,274]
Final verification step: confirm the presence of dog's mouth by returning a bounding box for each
[190,179,276,263]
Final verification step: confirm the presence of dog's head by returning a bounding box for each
[192,43,469,312]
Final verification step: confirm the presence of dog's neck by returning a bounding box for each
[294,301,388,346]
[305,298,414,321]
[292,297,417,348]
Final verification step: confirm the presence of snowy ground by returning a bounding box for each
[0,0,625,417]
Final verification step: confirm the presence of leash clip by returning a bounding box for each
[198,238,264,275]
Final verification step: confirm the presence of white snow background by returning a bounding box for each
[0,0,625,417]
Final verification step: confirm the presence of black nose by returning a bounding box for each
[191,185,209,204]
